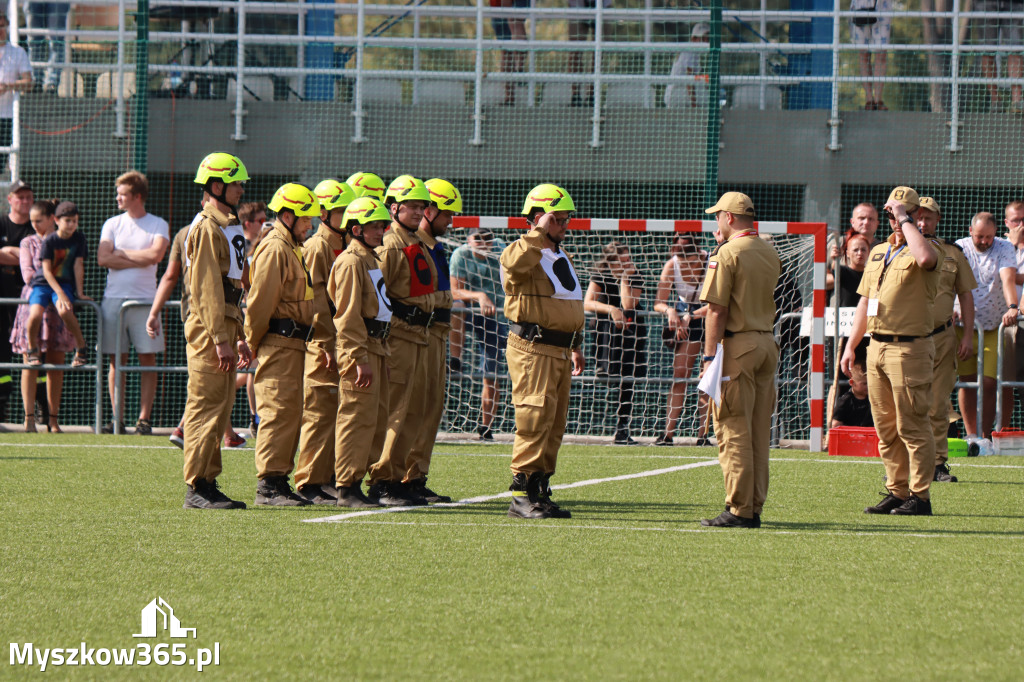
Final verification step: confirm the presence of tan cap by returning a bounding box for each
[887,186,920,210]
[705,191,756,218]
[918,196,941,215]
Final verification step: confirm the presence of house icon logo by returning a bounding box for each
[133,598,197,639]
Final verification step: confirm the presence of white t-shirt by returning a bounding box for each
[100,211,170,299]
[664,50,700,107]
[0,43,30,119]
[955,236,1017,330]
[1014,242,1024,303]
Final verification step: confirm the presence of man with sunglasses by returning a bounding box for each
[500,184,585,519]
[841,186,942,516]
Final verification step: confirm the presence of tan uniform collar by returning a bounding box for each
[316,223,345,251]
[347,237,380,261]
[271,219,300,248]
[390,220,420,243]
[887,233,906,248]
[417,225,439,249]
[202,202,237,227]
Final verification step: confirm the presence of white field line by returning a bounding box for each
[304,459,722,523]
[336,519,1023,540]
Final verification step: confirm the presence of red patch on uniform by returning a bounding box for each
[333,249,343,258]
[708,261,717,269]
[402,244,435,297]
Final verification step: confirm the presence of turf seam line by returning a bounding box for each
[304,459,721,523]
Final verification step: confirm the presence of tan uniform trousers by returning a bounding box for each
[182,317,238,485]
[930,326,958,466]
[405,327,448,482]
[254,344,306,479]
[711,331,778,519]
[368,335,429,485]
[294,348,339,489]
[507,334,572,475]
[867,337,936,499]
[336,353,389,487]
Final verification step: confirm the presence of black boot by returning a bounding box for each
[539,473,571,518]
[507,472,551,519]
[407,477,452,504]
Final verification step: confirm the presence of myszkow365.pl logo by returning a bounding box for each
[9,597,221,672]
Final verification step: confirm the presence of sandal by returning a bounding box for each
[875,101,888,111]
[26,348,42,366]
[24,416,36,433]
[48,414,62,434]
[864,101,876,111]
[71,348,89,368]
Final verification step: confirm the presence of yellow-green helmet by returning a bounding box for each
[385,175,430,205]
[343,197,390,230]
[425,178,463,214]
[268,183,320,218]
[314,179,357,213]
[522,184,574,215]
[345,172,386,200]
[194,152,249,186]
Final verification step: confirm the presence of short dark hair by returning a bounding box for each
[237,201,267,224]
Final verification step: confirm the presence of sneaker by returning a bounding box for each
[891,494,932,516]
[134,419,153,436]
[224,432,247,448]
[695,436,712,447]
[184,480,245,509]
[864,491,907,514]
[255,476,312,507]
[933,463,958,483]
[406,477,452,504]
[654,433,674,447]
[297,484,338,505]
[336,484,380,508]
[700,510,757,528]
[366,481,423,507]
[477,425,494,441]
[448,357,462,373]
[169,427,185,449]
[613,430,638,446]
[102,420,128,435]
[205,479,246,509]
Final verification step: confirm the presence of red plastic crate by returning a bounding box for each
[827,426,880,457]
[992,430,1024,456]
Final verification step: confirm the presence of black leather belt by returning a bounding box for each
[223,277,243,307]
[364,318,391,340]
[509,321,581,349]
[432,308,452,325]
[872,333,922,343]
[723,329,772,338]
[392,300,434,327]
[268,318,313,341]
[928,319,953,337]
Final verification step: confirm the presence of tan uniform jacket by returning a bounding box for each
[244,220,315,352]
[376,222,438,345]
[328,238,390,372]
[168,226,191,322]
[932,239,976,327]
[185,204,243,345]
[417,226,453,335]
[699,232,781,331]
[857,235,942,337]
[303,224,346,356]
[500,226,585,342]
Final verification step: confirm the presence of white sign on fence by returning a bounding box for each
[799,307,858,337]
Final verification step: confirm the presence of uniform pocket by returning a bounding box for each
[905,375,931,417]
[512,393,547,436]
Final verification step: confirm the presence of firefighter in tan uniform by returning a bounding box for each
[403,178,463,504]
[182,152,252,510]
[345,171,387,201]
[245,183,319,507]
[842,186,942,516]
[500,184,585,520]
[367,175,437,507]
[917,197,976,483]
[292,179,357,504]
[329,197,394,508]
[697,192,780,528]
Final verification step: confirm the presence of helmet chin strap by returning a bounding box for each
[207,181,237,213]
[392,203,419,233]
[324,210,346,237]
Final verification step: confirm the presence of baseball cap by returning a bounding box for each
[705,191,756,218]
[918,196,941,215]
[691,23,710,38]
[8,179,32,195]
[886,186,920,210]
[55,201,79,218]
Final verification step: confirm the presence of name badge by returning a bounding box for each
[368,268,393,323]
[539,248,582,301]
[867,298,879,317]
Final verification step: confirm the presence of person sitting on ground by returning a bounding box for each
[831,361,873,428]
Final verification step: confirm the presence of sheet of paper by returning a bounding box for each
[867,298,879,317]
[698,343,725,408]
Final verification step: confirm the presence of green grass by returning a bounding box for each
[2,434,1023,680]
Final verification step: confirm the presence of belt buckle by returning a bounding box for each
[304,324,315,343]
[381,323,391,340]
[570,330,580,349]
[426,311,436,327]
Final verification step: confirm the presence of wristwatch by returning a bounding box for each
[702,355,716,362]
[899,217,912,226]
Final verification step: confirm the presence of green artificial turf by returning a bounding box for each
[1,434,1023,680]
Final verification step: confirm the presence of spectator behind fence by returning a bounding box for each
[974,0,1023,113]
[850,0,891,109]
[653,233,710,446]
[954,212,1020,439]
[921,0,952,112]
[831,361,873,427]
[492,0,529,106]
[25,201,89,370]
[824,231,871,425]
[1000,200,1024,426]
[0,14,30,171]
[97,171,170,436]
[664,22,709,109]
[568,0,612,108]
[238,201,268,437]
[9,199,73,431]
[828,202,879,272]
[25,2,69,93]
[450,227,507,440]
[585,240,647,445]
[0,178,34,419]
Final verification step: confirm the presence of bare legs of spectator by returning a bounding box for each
[568,20,593,107]
[501,16,527,105]
[481,376,499,432]
[663,339,706,440]
[921,0,950,112]
[108,353,156,427]
[859,50,887,109]
[981,54,1023,112]
[27,302,85,354]
[19,350,63,432]
[959,374,999,438]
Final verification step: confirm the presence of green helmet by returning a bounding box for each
[194,152,249,186]
[521,183,575,215]
[425,178,463,214]
[385,175,430,205]
[268,183,320,218]
[314,179,357,213]
[345,172,386,200]
[343,197,390,231]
